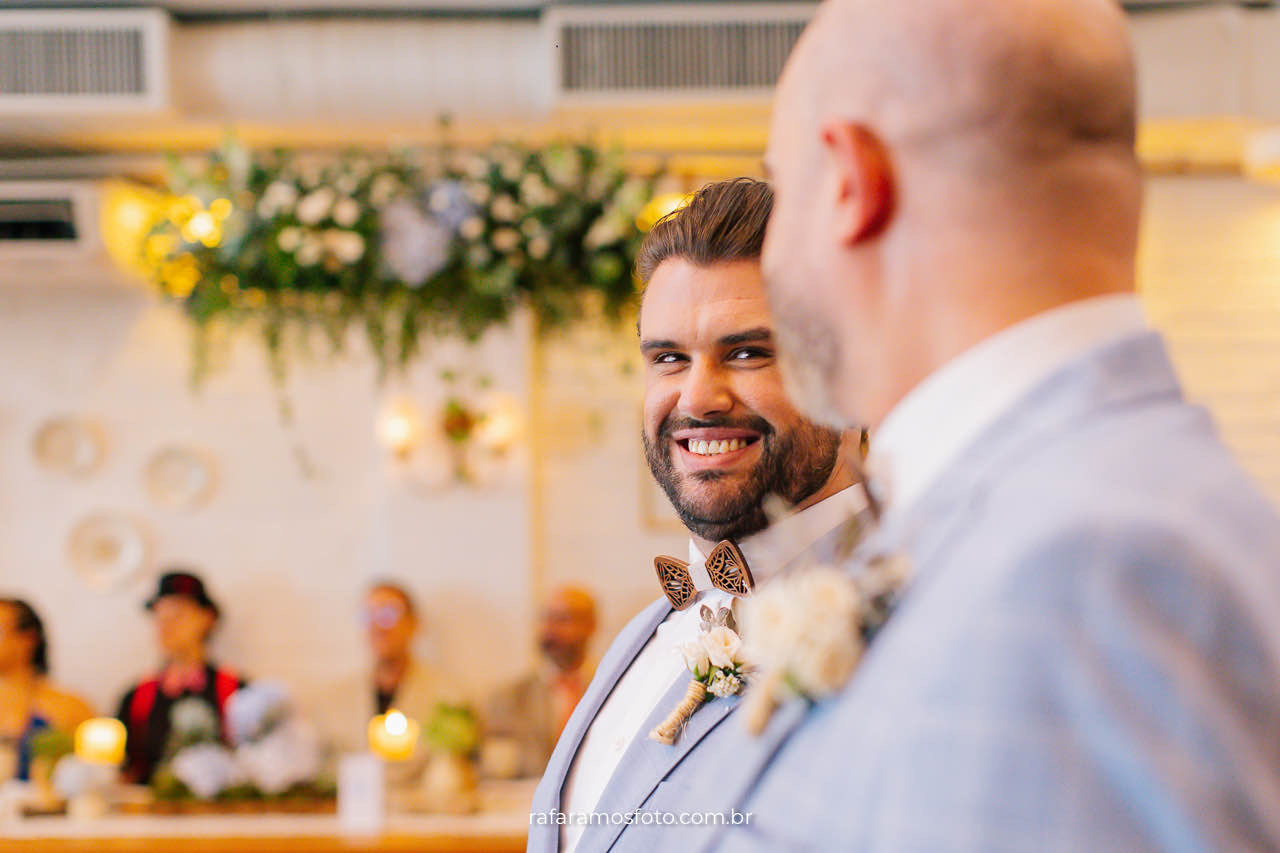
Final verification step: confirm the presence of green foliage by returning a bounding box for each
[138,136,660,386]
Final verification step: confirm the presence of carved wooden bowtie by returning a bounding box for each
[654,540,755,610]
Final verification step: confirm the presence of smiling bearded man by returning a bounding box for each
[528,178,869,853]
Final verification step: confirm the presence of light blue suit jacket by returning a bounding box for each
[529,519,865,853]
[697,331,1280,851]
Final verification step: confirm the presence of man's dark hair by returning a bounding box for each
[2,598,49,675]
[636,178,773,284]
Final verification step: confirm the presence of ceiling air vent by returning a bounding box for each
[0,182,99,258]
[0,8,169,114]
[546,3,814,103]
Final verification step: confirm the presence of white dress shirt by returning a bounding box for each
[559,485,866,853]
[868,294,1149,519]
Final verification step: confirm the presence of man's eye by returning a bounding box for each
[652,352,686,365]
[729,347,771,361]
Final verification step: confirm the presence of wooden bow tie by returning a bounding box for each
[655,540,755,610]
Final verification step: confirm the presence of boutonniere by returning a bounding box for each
[739,553,911,735]
[650,604,749,745]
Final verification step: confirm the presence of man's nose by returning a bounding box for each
[678,358,733,419]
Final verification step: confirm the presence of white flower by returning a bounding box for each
[680,640,710,678]
[277,226,302,253]
[701,625,742,670]
[490,194,519,222]
[491,227,521,253]
[528,235,551,260]
[225,681,292,746]
[583,217,625,250]
[462,154,490,180]
[459,216,485,241]
[296,186,335,225]
[235,719,321,796]
[519,174,556,207]
[429,186,455,213]
[380,198,451,286]
[790,633,862,698]
[499,155,523,182]
[332,197,360,227]
[369,173,401,207]
[258,181,298,218]
[334,174,358,196]
[707,670,743,699]
[171,744,244,800]
[545,148,582,188]
[324,229,365,264]
[466,182,492,206]
[296,235,322,267]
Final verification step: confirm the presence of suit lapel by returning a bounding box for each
[579,672,745,853]
[529,597,673,851]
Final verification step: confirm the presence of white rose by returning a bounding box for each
[332,197,360,227]
[491,227,520,253]
[500,156,523,182]
[491,194,519,222]
[701,626,742,670]
[324,229,365,264]
[277,226,302,253]
[789,631,862,698]
[295,187,335,225]
[334,174,358,196]
[296,235,322,266]
[459,216,485,241]
[369,174,400,207]
[528,235,551,260]
[466,182,492,206]
[680,640,710,678]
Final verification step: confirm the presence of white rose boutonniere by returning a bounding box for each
[740,553,911,735]
[650,604,749,745]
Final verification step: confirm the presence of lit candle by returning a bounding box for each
[75,718,126,765]
[368,710,419,761]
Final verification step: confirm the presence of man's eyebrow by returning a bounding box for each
[718,327,773,347]
[640,338,681,354]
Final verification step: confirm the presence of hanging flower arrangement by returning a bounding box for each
[121,136,661,385]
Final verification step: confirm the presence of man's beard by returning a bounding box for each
[643,413,841,543]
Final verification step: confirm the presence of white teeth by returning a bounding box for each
[688,438,747,456]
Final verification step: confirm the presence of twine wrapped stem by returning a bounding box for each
[649,679,708,745]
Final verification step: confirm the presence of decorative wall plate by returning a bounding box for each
[67,513,149,591]
[32,417,106,477]
[144,446,217,510]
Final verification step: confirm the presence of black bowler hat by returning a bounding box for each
[145,570,220,618]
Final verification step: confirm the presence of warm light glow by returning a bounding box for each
[1244,127,1280,185]
[184,211,219,245]
[75,718,126,766]
[368,710,419,761]
[377,399,423,459]
[475,394,524,453]
[100,181,168,280]
[636,192,694,232]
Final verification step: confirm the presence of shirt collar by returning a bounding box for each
[686,484,867,588]
[868,293,1148,519]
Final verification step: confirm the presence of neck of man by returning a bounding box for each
[165,647,206,671]
[375,653,409,691]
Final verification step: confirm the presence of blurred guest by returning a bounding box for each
[317,581,449,777]
[482,585,597,779]
[116,570,244,784]
[364,582,444,721]
[0,599,94,782]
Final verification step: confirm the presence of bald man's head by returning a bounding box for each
[539,585,597,672]
[763,0,1143,429]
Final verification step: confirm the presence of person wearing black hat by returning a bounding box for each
[115,570,245,784]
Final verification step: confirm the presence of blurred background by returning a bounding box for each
[1,0,1279,842]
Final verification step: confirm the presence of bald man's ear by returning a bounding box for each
[821,121,894,244]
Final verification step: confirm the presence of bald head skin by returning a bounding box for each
[539,585,598,672]
[763,0,1143,429]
